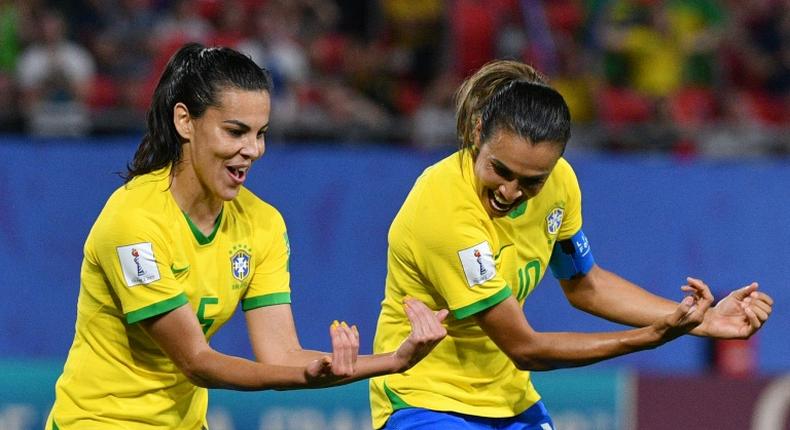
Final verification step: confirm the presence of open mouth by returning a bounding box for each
[487,189,516,215]
[227,165,248,183]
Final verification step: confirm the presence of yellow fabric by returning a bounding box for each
[46,166,291,429]
[370,151,582,428]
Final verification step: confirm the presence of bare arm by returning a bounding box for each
[142,299,447,390]
[475,281,712,371]
[245,299,449,387]
[140,304,315,390]
[559,265,680,326]
[560,265,772,339]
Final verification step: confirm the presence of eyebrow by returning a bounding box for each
[222,120,269,133]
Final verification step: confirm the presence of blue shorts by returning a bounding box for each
[382,401,554,430]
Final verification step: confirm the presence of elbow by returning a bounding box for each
[512,356,554,372]
[178,350,217,388]
[508,344,557,371]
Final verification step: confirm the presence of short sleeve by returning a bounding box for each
[555,159,583,241]
[241,207,292,311]
[87,210,187,324]
[408,198,511,320]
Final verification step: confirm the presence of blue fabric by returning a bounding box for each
[383,401,554,430]
[548,229,595,279]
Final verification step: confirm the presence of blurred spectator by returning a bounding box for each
[16,8,95,136]
[410,69,460,149]
[0,0,22,131]
[0,0,784,155]
[721,0,789,127]
[154,0,212,46]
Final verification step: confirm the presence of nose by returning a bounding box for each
[498,180,522,202]
[241,135,264,160]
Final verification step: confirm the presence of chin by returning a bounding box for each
[218,187,242,201]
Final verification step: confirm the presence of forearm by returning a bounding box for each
[480,295,705,372]
[183,348,310,390]
[514,326,666,371]
[566,267,679,327]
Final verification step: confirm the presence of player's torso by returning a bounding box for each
[492,173,570,304]
[168,206,257,337]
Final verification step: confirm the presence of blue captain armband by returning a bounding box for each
[549,229,595,280]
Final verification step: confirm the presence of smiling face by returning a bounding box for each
[174,87,270,205]
[473,129,563,218]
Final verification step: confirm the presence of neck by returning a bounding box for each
[170,162,223,233]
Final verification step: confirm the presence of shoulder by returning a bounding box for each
[395,152,491,245]
[230,187,286,231]
[408,152,478,211]
[90,169,175,241]
[544,157,581,195]
[552,157,578,181]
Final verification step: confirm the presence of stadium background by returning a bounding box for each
[0,1,788,429]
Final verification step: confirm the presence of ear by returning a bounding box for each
[173,102,192,141]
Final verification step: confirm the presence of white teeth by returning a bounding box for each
[493,193,510,205]
[238,167,247,174]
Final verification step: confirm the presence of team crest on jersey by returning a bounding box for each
[546,207,564,235]
[230,248,251,281]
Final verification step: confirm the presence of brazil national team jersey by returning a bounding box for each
[370,150,582,429]
[47,166,291,429]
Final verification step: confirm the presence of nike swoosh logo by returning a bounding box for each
[171,264,190,276]
[494,244,513,260]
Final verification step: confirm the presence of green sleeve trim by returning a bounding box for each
[242,292,291,311]
[52,421,59,430]
[126,293,189,324]
[452,286,512,320]
[383,381,412,411]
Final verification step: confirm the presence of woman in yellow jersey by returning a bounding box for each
[46,43,448,429]
[369,60,773,430]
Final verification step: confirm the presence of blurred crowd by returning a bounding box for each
[0,0,787,156]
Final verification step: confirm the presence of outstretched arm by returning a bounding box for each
[141,304,313,390]
[141,298,448,390]
[475,280,712,371]
[559,265,772,339]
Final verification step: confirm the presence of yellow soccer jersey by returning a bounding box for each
[370,150,582,428]
[47,166,291,429]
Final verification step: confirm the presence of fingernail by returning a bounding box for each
[352,325,358,334]
[340,321,348,328]
[331,320,340,329]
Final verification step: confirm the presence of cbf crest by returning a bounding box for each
[546,207,564,235]
[229,244,252,282]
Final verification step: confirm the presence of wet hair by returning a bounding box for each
[455,60,571,155]
[125,43,273,181]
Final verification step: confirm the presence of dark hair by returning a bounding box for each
[125,43,273,181]
[455,60,571,154]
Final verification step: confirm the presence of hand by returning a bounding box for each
[393,298,449,372]
[305,320,360,383]
[695,282,773,339]
[653,277,714,343]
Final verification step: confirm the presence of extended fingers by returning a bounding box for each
[329,320,358,377]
